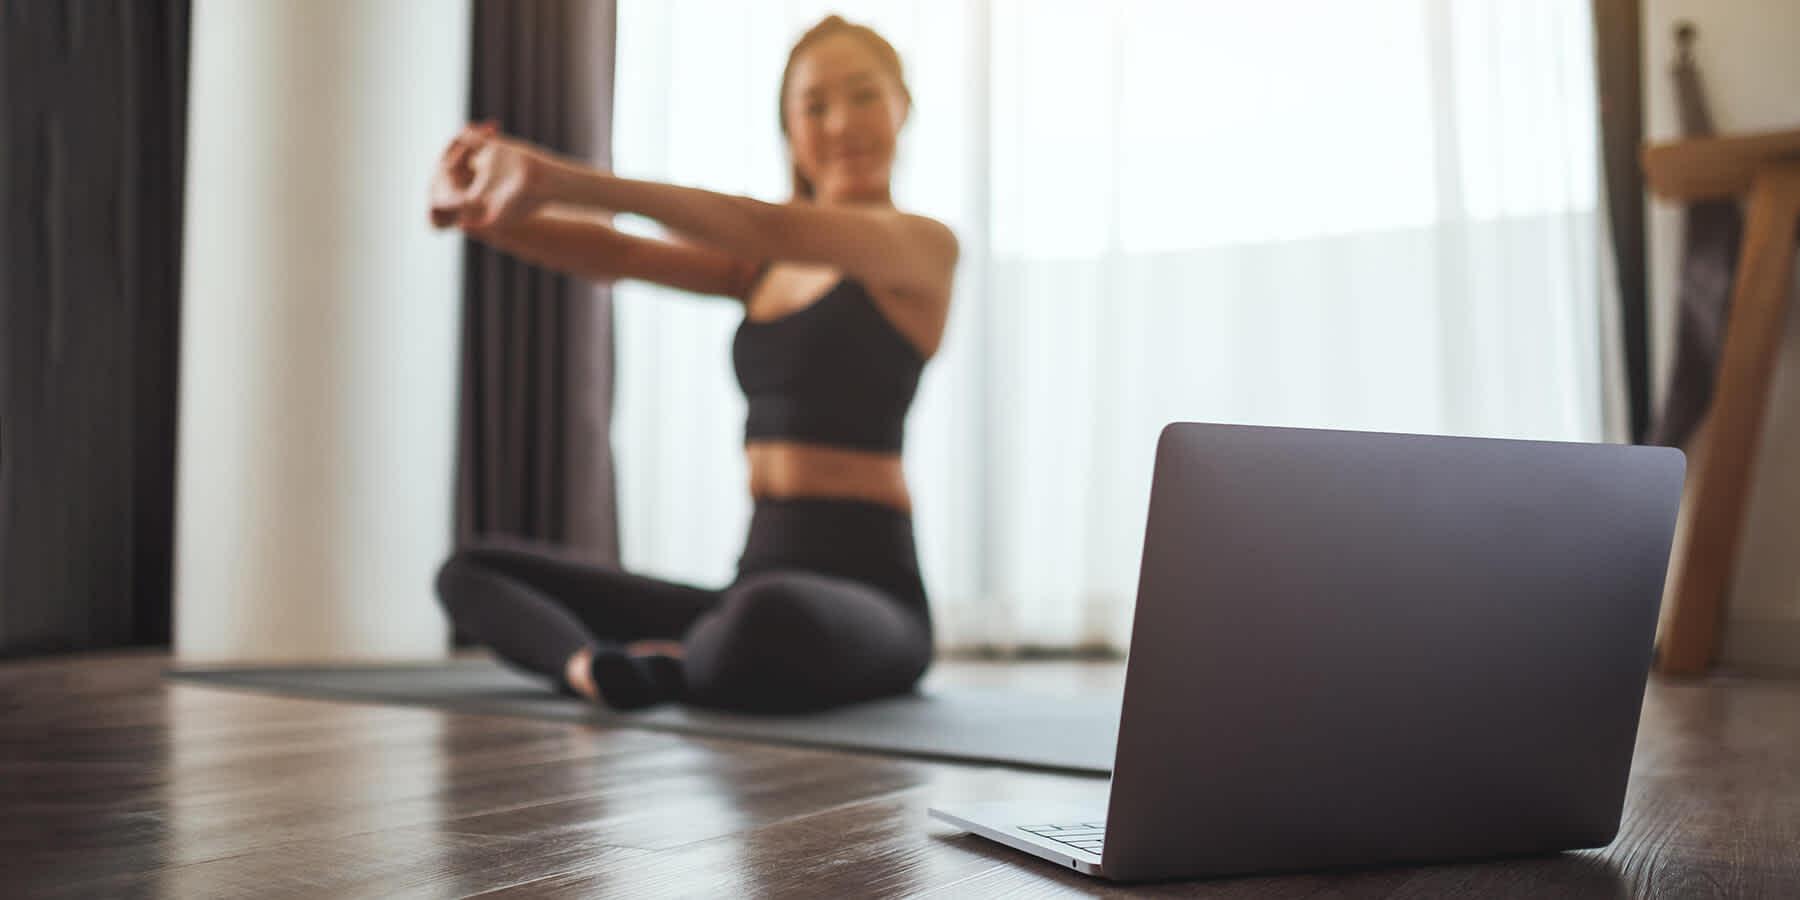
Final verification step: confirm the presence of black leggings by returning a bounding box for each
[435,498,934,712]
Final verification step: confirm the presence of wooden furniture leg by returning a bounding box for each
[1657,160,1800,675]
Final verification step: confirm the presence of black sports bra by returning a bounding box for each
[732,276,925,453]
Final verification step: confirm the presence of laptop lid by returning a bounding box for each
[1101,423,1685,882]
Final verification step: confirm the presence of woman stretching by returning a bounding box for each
[429,16,956,713]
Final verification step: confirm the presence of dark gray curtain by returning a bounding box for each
[1591,0,1652,443]
[456,0,619,562]
[1644,22,1743,449]
[0,1,189,655]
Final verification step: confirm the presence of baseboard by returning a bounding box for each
[1721,617,1800,674]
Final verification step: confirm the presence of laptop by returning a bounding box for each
[930,421,1686,882]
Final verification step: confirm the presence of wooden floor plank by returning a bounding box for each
[4,651,1798,898]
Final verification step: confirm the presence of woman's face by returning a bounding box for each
[784,34,908,204]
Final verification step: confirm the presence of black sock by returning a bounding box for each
[586,647,686,711]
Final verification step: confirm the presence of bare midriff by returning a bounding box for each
[745,440,911,512]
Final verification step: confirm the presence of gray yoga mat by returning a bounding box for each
[167,659,1118,776]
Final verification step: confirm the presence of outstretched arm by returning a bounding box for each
[431,125,757,300]
[548,171,958,299]
[465,213,762,301]
[438,130,958,300]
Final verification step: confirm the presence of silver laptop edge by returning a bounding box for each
[931,422,1686,882]
[928,804,1105,875]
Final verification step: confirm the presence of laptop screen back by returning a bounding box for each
[1102,423,1684,882]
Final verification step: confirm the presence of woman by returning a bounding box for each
[430,16,957,713]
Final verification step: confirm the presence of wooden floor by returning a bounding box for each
[5,652,1799,899]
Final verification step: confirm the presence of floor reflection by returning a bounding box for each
[158,684,453,897]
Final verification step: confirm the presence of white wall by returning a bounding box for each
[1643,0,1800,669]
[175,0,471,662]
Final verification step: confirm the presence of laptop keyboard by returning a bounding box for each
[1021,822,1105,856]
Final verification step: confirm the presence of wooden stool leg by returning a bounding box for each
[1658,161,1800,676]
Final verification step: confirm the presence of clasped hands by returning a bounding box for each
[429,122,560,231]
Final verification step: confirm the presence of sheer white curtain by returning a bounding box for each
[609,0,1613,652]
